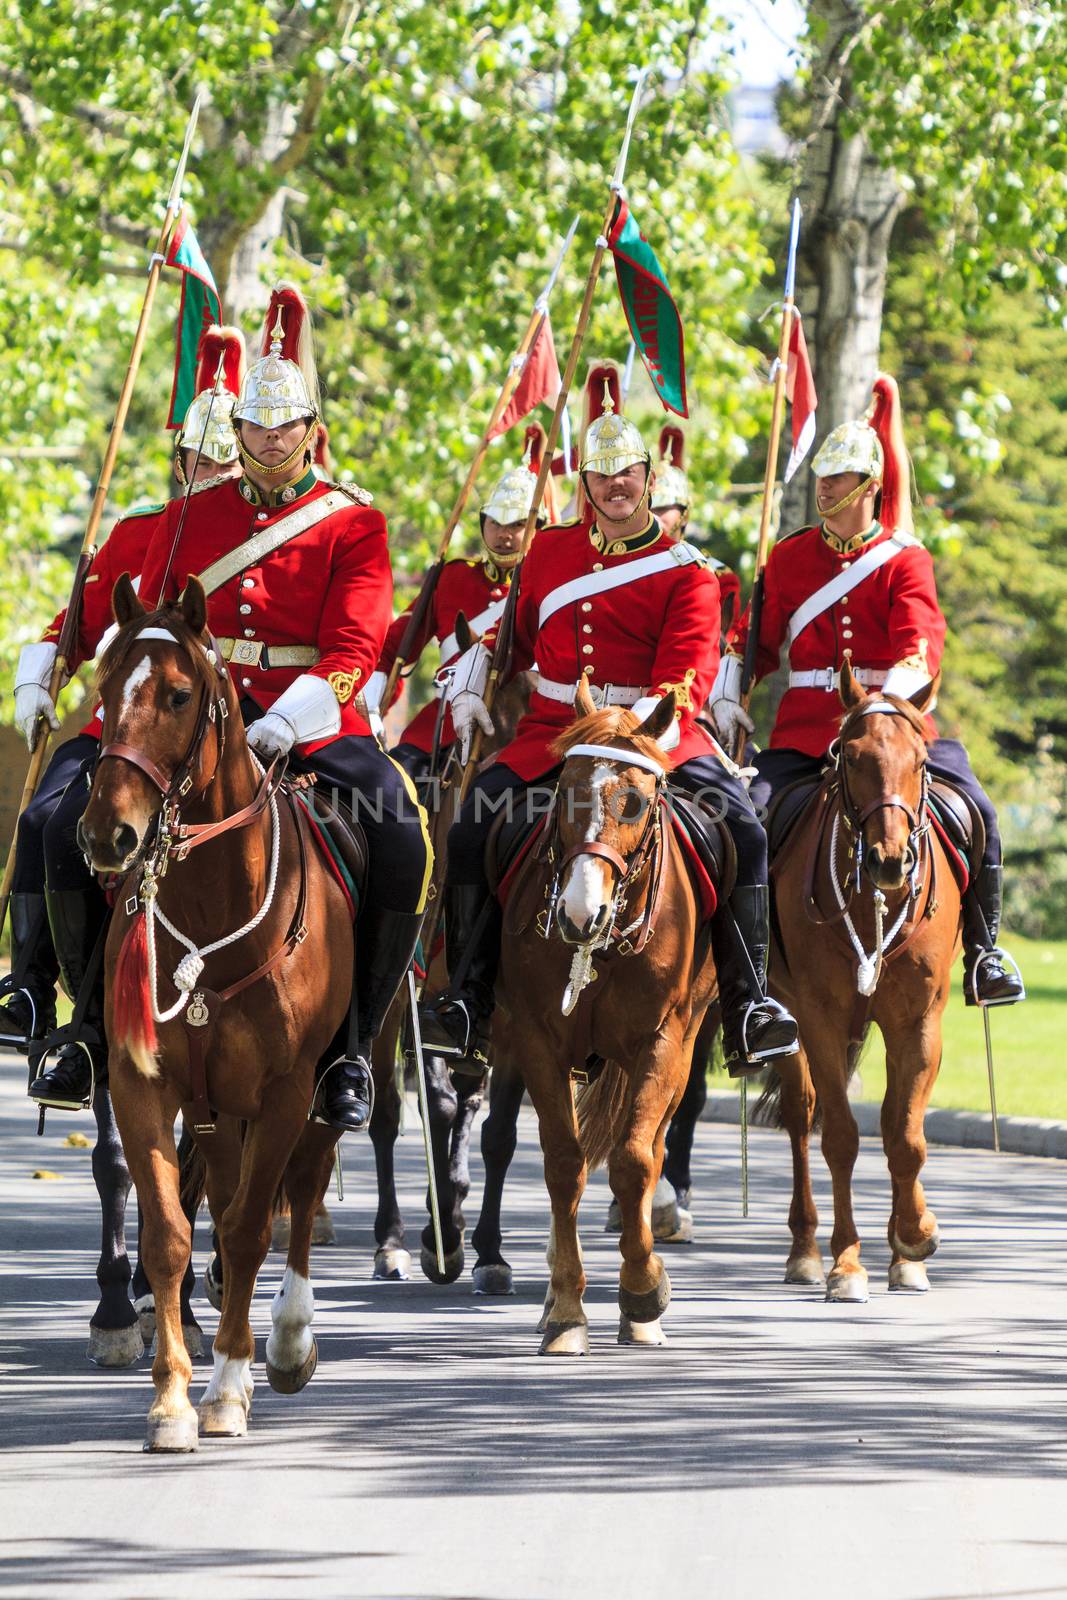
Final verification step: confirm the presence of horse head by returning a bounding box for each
[836,657,939,892]
[549,682,674,943]
[79,575,233,873]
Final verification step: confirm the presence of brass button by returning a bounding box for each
[582,624,592,634]
[256,512,268,522]
[242,577,255,589]
[243,628,255,639]
[842,629,853,639]
[241,676,252,687]
[239,604,252,615]
[581,602,592,613]
[593,562,604,572]
[582,644,594,655]
[583,665,595,675]
[841,614,852,624]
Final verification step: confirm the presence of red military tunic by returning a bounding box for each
[138,468,391,755]
[380,555,512,754]
[483,511,721,781]
[41,501,164,739]
[727,520,946,757]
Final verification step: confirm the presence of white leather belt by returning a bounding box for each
[789,666,887,691]
[218,638,320,669]
[534,675,644,708]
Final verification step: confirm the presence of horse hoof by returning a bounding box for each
[889,1259,930,1293]
[825,1270,869,1304]
[197,1399,248,1438]
[618,1313,666,1346]
[372,1247,412,1282]
[420,1242,465,1285]
[134,1295,156,1343]
[265,1339,318,1395]
[149,1324,205,1360]
[87,1323,144,1367]
[472,1262,515,1296]
[203,1259,223,1312]
[891,1224,940,1263]
[311,1210,336,1246]
[536,1291,555,1333]
[660,1208,694,1244]
[785,1254,826,1286]
[145,1411,199,1453]
[604,1198,622,1234]
[270,1215,291,1252]
[539,1320,589,1357]
[618,1269,671,1325]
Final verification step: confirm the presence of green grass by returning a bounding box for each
[715,934,1065,1123]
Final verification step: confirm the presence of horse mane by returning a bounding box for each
[551,705,671,770]
[838,692,931,746]
[94,602,220,704]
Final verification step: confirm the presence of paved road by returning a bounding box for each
[1,1051,1065,1600]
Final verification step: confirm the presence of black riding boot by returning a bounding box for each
[0,893,58,1057]
[419,882,501,1077]
[962,864,1025,1006]
[712,884,799,1078]
[319,905,423,1133]
[29,889,109,1111]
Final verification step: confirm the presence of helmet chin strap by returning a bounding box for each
[235,419,317,478]
[584,467,652,527]
[819,475,877,520]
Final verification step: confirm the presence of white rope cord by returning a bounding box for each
[142,790,282,1024]
[829,810,912,997]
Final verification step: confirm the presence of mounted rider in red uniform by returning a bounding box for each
[710,374,1023,1009]
[419,391,799,1077]
[650,425,741,639]
[12,329,245,1101]
[364,435,549,784]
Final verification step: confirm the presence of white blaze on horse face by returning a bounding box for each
[120,653,153,720]
[561,762,615,931]
[265,1267,315,1372]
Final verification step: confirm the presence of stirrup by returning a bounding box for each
[29,1039,97,1112]
[725,999,799,1071]
[966,947,1026,1008]
[418,996,475,1060]
[0,983,39,1050]
[309,1055,375,1132]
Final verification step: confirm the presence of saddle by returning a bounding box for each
[928,779,983,888]
[292,785,368,918]
[486,808,547,902]
[666,790,735,917]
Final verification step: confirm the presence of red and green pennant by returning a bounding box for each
[165,212,222,429]
[606,197,688,419]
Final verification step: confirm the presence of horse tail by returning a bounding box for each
[111,913,159,1079]
[576,1062,629,1173]
[753,1069,784,1128]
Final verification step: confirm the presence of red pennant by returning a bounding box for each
[490,315,561,440]
[784,316,817,482]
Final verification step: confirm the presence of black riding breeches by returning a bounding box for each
[670,753,768,889]
[14,734,99,893]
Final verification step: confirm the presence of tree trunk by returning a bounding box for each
[781,0,905,531]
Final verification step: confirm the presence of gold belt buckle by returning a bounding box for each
[230,639,264,667]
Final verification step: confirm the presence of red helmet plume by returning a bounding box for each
[658,425,684,469]
[869,374,913,535]
[194,325,245,400]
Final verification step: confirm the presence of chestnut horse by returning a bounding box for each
[765,663,961,1302]
[80,577,351,1451]
[499,683,718,1353]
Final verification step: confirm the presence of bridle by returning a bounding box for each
[834,699,931,884]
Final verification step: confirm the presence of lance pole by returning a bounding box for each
[735,197,802,762]
[458,69,652,802]
[382,216,580,709]
[0,94,203,938]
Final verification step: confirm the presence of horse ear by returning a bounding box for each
[112,572,145,626]
[575,676,597,718]
[908,670,940,716]
[180,577,208,636]
[454,611,475,654]
[635,690,676,744]
[838,653,866,711]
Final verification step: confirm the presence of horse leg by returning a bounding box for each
[265,1122,340,1393]
[198,1095,306,1439]
[529,1070,589,1356]
[86,1083,143,1367]
[471,1061,524,1296]
[369,1030,410,1280]
[109,1064,198,1452]
[880,1011,944,1290]
[134,1125,204,1355]
[808,1024,868,1304]
[419,1054,466,1284]
[609,1055,679,1348]
[776,1043,824,1286]
[659,1018,713,1240]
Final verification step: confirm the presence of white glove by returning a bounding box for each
[882,665,932,701]
[363,669,388,714]
[631,694,680,752]
[446,642,494,763]
[14,642,60,752]
[709,655,753,749]
[247,711,296,762]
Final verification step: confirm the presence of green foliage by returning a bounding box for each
[0,0,773,673]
